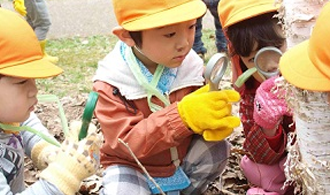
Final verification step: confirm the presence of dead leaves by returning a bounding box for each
[26,94,248,194]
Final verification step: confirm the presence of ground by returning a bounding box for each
[25,91,250,195]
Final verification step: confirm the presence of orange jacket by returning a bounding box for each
[92,42,205,177]
[93,82,199,177]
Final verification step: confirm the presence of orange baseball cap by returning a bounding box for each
[0,8,63,79]
[218,0,279,29]
[112,0,207,31]
[279,2,330,91]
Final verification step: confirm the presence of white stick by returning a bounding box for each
[118,138,166,195]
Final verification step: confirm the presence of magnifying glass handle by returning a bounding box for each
[234,67,257,88]
[208,82,218,91]
[78,91,99,140]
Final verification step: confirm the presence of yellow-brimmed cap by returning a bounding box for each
[279,2,330,91]
[218,0,279,29]
[113,0,207,31]
[0,8,63,79]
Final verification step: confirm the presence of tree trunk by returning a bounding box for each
[276,0,326,49]
[283,86,330,194]
[276,0,329,194]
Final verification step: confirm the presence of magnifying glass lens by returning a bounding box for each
[256,50,281,73]
[204,52,229,91]
[211,58,225,80]
[254,47,283,78]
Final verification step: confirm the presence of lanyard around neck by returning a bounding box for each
[126,47,170,112]
[126,47,179,166]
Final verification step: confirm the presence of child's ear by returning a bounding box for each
[112,26,135,47]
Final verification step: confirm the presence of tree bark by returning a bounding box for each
[276,0,329,194]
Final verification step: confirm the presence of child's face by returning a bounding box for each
[0,76,38,123]
[136,19,197,73]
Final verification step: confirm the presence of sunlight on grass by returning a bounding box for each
[37,35,117,97]
[38,30,221,98]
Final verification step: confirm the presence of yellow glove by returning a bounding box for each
[30,121,98,171]
[13,0,27,17]
[202,117,240,141]
[192,84,210,94]
[31,140,58,170]
[39,122,102,195]
[178,89,241,141]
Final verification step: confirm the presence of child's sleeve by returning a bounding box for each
[243,123,286,165]
[93,81,193,159]
[21,112,51,158]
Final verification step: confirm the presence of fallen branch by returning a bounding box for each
[118,138,165,195]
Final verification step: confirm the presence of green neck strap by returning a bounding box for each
[126,47,170,112]
[0,122,60,147]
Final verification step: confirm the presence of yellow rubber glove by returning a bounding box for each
[31,140,58,170]
[13,0,27,17]
[39,124,102,195]
[178,89,241,141]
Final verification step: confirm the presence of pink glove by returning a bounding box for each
[253,77,290,129]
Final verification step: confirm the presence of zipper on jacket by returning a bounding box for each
[113,88,137,115]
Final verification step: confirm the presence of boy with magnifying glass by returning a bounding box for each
[92,0,242,194]
[218,0,294,194]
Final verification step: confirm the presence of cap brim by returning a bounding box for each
[280,40,330,91]
[223,4,278,28]
[122,0,207,31]
[0,57,63,79]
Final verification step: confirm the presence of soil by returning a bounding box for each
[27,93,249,195]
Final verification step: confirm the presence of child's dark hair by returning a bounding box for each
[226,12,285,58]
[129,31,142,48]
[227,12,285,89]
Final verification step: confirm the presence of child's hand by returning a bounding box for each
[39,132,102,195]
[253,77,290,130]
[31,121,99,171]
[13,0,27,17]
[31,140,58,170]
[178,89,241,141]
[66,120,98,142]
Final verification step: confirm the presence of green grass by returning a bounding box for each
[39,29,218,98]
[38,35,117,97]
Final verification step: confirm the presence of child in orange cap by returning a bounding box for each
[13,0,59,64]
[0,8,101,195]
[280,2,330,91]
[218,0,294,194]
[92,0,242,194]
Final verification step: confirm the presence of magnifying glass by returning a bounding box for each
[254,46,282,78]
[235,46,283,88]
[204,52,229,91]
[78,91,99,140]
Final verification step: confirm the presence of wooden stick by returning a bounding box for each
[118,138,165,195]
